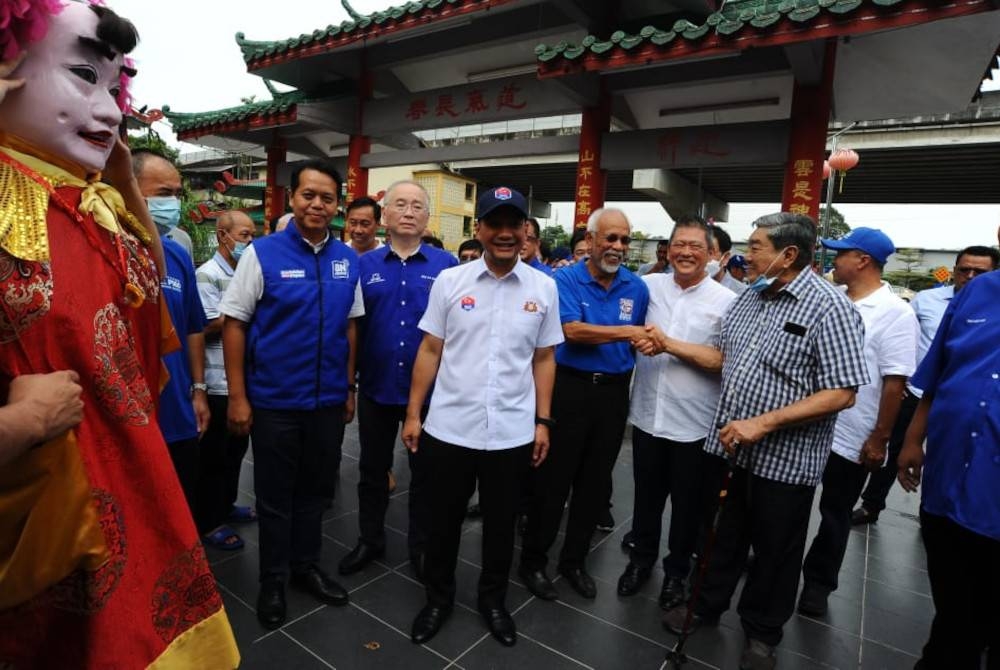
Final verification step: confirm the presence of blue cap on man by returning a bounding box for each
[820,227,896,264]
[476,186,529,220]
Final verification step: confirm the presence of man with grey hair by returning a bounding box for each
[339,179,457,579]
[663,212,869,670]
[519,208,652,601]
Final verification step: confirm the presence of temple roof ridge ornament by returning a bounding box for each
[533,0,989,73]
[161,88,308,136]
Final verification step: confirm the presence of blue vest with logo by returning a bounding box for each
[247,224,359,410]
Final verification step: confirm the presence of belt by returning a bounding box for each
[557,365,632,386]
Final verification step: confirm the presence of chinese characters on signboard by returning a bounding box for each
[404,84,527,122]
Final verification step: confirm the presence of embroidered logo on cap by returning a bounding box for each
[494,187,512,200]
[461,296,476,311]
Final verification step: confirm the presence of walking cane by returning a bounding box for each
[664,441,741,669]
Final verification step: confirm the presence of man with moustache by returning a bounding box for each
[403,186,562,646]
[518,208,651,601]
[339,181,457,580]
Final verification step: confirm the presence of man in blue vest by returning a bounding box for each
[220,159,364,629]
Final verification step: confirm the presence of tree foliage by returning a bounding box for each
[127,130,179,163]
[883,248,936,290]
[540,225,569,250]
[817,205,849,240]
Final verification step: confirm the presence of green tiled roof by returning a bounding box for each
[235,0,493,65]
[162,91,306,134]
[535,0,906,63]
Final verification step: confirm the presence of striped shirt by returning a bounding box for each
[195,252,235,395]
[704,268,869,486]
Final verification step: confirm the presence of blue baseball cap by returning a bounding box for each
[727,254,748,271]
[476,186,529,220]
[820,227,896,264]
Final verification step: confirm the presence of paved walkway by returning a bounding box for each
[207,424,928,669]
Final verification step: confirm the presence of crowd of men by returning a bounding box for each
[55,151,998,670]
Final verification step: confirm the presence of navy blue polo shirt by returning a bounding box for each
[158,238,207,443]
[910,269,1000,541]
[358,243,458,405]
[554,260,649,374]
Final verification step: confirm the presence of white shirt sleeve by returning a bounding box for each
[349,279,365,318]
[418,271,449,339]
[195,266,223,320]
[219,244,263,322]
[877,304,919,378]
[537,278,566,348]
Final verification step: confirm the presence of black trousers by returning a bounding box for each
[166,436,199,517]
[521,369,630,571]
[195,394,250,534]
[252,406,344,582]
[860,389,919,513]
[694,466,815,647]
[422,432,531,610]
[802,452,869,594]
[629,427,707,578]
[356,393,429,556]
[919,509,1000,669]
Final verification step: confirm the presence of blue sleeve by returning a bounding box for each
[183,255,206,334]
[910,290,960,396]
[555,268,582,324]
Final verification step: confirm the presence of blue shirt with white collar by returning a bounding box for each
[358,243,458,405]
[554,260,649,374]
[910,270,1000,540]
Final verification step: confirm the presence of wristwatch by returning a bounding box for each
[348,383,358,393]
[190,382,208,395]
[535,416,556,429]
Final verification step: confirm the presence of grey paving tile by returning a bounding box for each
[284,597,450,669]
[238,629,334,670]
[782,614,862,668]
[349,570,487,660]
[454,632,593,670]
[860,638,921,670]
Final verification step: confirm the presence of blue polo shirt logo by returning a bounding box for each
[280,268,305,279]
[366,272,385,285]
[461,295,476,311]
[618,298,634,321]
[332,259,350,279]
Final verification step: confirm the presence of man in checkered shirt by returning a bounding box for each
[663,212,869,670]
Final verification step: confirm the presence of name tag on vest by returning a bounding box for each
[280,269,306,279]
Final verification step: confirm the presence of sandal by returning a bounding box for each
[203,526,244,551]
[228,505,257,523]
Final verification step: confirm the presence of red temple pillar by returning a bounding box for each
[781,39,837,222]
[264,133,287,232]
[573,86,611,229]
[345,58,373,205]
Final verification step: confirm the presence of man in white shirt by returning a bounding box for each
[708,224,747,294]
[852,244,1000,524]
[402,187,563,648]
[618,217,736,610]
[345,196,383,254]
[799,228,918,617]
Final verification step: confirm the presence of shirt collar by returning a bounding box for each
[212,251,235,276]
[574,258,633,287]
[853,281,893,308]
[384,242,427,262]
[475,256,525,282]
[773,266,812,300]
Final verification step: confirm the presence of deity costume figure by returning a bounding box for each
[0,2,239,667]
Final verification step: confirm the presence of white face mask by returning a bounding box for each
[705,259,721,277]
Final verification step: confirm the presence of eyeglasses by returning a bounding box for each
[669,240,707,252]
[955,266,991,276]
[389,201,427,214]
[524,236,539,242]
[599,233,632,245]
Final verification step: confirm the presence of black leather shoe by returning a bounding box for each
[519,566,558,600]
[411,604,452,644]
[480,606,517,646]
[662,604,718,636]
[620,530,636,552]
[658,577,686,611]
[290,566,349,606]
[850,506,879,526]
[617,562,651,596]
[256,580,286,629]
[797,584,828,616]
[338,542,384,575]
[559,566,597,599]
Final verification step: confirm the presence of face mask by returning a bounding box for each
[705,259,721,277]
[748,248,791,293]
[147,196,181,230]
[232,241,249,261]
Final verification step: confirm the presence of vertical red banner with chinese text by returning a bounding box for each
[265,135,287,231]
[347,60,373,207]
[781,40,837,223]
[573,90,611,229]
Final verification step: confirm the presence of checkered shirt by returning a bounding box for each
[704,268,869,486]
